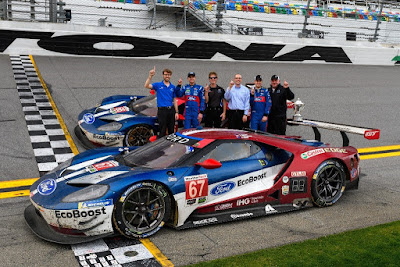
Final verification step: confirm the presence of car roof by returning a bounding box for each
[182,128,312,152]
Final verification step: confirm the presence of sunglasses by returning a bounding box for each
[209,77,217,79]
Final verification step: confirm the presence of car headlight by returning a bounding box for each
[62,184,109,202]
[47,157,73,174]
[97,122,122,131]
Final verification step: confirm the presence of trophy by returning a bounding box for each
[293,98,305,122]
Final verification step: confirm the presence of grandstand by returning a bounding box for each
[1,0,400,43]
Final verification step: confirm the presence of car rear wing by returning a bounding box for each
[287,118,380,146]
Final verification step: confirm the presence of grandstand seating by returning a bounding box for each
[100,0,400,23]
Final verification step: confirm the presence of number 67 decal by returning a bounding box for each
[185,174,208,200]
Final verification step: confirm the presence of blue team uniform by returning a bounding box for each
[250,87,272,131]
[152,81,178,107]
[152,81,178,137]
[177,84,205,129]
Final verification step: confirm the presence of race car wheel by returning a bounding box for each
[124,125,154,146]
[311,160,346,207]
[113,182,171,238]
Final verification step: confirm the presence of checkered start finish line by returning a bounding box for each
[10,55,164,267]
[11,55,75,176]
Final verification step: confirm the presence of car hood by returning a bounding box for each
[29,149,150,208]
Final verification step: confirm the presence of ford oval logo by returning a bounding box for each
[211,181,235,196]
[37,179,57,195]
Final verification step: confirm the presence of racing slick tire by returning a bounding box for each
[124,125,154,146]
[311,160,346,207]
[113,182,171,239]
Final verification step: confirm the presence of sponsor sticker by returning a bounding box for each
[93,134,123,141]
[185,174,208,202]
[86,160,119,173]
[215,203,233,211]
[231,213,253,219]
[364,130,380,139]
[236,196,264,206]
[193,217,217,225]
[186,199,196,205]
[55,207,106,219]
[37,179,57,195]
[259,159,266,166]
[111,106,129,114]
[78,199,113,209]
[282,176,289,183]
[282,185,290,195]
[265,204,278,214]
[237,172,267,186]
[323,148,347,153]
[166,133,192,144]
[210,181,235,196]
[168,177,177,182]
[291,171,306,177]
[301,148,325,159]
[83,113,95,124]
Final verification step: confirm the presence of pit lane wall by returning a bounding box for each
[1,21,399,65]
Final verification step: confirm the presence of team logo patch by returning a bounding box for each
[83,113,95,124]
[37,179,57,195]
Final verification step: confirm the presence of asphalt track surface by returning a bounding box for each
[0,54,400,266]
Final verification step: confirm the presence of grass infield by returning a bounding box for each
[187,220,400,267]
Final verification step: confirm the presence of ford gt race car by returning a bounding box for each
[24,127,377,244]
[75,94,185,148]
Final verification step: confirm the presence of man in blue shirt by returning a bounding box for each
[144,66,179,137]
[176,72,205,129]
[250,75,272,131]
[224,73,250,130]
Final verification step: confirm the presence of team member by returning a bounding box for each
[204,72,226,128]
[250,75,272,131]
[144,66,179,137]
[267,75,295,135]
[224,73,250,130]
[176,72,205,129]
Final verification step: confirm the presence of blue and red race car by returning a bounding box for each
[25,128,367,244]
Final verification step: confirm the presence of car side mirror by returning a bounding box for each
[195,158,222,169]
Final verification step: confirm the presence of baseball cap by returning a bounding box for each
[187,72,196,77]
[271,75,280,80]
[255,75,262,81]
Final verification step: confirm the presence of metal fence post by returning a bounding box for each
[298,0,311,38]
[371,1,383,42]
[6,0,12,20]
[49,0,56,22]
[0,0,6,20]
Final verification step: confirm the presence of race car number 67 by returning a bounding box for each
[185,174,208,200]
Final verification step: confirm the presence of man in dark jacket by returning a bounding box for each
[267,75,294,135]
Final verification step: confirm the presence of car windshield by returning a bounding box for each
[130,95,157,117]
[123,137,197,169]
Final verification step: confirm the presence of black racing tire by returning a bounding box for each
[113,182,171,239]
[311,160,346,207]
[124,125,154,146]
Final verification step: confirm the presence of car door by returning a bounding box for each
[180,140,271,206]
